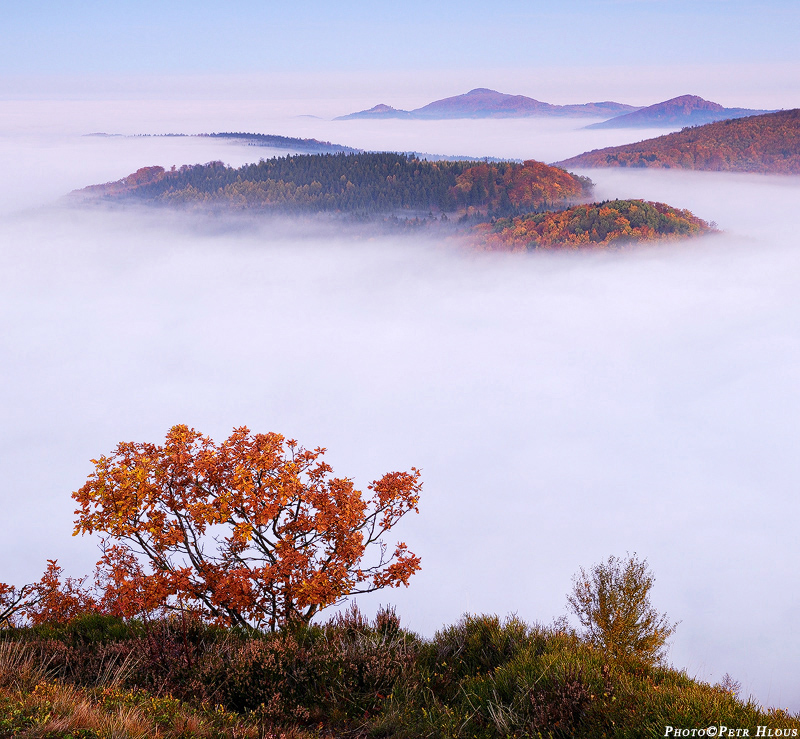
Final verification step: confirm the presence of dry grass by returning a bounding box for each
[0,639,50,691]
[0,675,331,739]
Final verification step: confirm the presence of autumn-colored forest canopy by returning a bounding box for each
[77,152,592,216]
[557,109,800,173]
[74,152,718,248]
[475,199,715,251]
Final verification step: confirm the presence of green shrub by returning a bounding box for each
[425,613,530,688]
[568,553,678,666]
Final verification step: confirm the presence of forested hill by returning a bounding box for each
[474,200,715,250]
[200,132,360,154]
[71,156,718,250]
[74,152,593,216]
[556,109,800,173]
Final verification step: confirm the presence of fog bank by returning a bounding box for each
[1,116,799,711]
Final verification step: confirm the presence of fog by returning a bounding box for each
[1,104,799,711]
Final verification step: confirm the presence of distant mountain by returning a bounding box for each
[337,88,639,120]
[555,109,800,174]
[586,95,774,129]
[338,104,412,120]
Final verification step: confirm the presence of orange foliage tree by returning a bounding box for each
[24,560,99,625]
[1,560,100,627]
[0,582,35,627]
[73,425,422,631]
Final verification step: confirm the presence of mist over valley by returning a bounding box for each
[2,103,799,712]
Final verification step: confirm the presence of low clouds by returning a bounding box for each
[1,119,799,710]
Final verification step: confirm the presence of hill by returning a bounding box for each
[112,132,361,155]
[337,103,412,120]
[337,88,639,120]
[73,152,592,216]
[71,155,721,250]
[474,199,715,250]
[200,132,360,154]
[556,109,800,173]
[586,94,773,129]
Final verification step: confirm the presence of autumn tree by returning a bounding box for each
[0,582,36,627]
[73,425,422,631]
[1,560,100,627]
[567,553,678,665]
[24,560,99,625]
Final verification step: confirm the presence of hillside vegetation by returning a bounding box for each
[474,200,715,251]
[76,152,592,216]
[72,154,722,250]
[1,430,793,737]
[558,109,800,173]
[2,611,798,739]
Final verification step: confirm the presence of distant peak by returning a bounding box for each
[652,95,725,111]
[667,94,712,103]
[466,88,500,94]
[366,104,398,112]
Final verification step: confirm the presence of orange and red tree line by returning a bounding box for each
[1,425,422,631]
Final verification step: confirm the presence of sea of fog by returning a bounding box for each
[1,103,799,711]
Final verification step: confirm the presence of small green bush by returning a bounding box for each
[568,553,678,665]
[425,613,530,687]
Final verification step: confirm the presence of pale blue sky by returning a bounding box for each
[3,0,799,75]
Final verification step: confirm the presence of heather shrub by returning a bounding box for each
[200,605,417,723]
[315,604,417,719]
[202,629,318,721]
[33,612,135,644]
[411,623,598,738]
[5,614,229,699]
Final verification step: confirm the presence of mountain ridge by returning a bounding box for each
[586,94,774,129]
[336,88,640,120]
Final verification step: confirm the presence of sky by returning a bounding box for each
[4,1,800,74]
[2,1,800,111]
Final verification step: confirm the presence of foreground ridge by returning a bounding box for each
[0,611,797,738]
